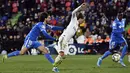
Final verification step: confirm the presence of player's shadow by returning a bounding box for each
[106,64,129,68]
[59,68,86,71]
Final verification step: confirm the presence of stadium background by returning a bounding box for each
[0,0,130,55]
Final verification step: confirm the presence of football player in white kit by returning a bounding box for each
[52,3,88,72]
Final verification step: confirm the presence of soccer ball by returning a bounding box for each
[112,53,121,62]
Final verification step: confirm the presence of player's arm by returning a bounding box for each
[46,24,64,31]
[124,7,130,13]
[72,3,88,18]
[112,21,117,29]
[42,29,56,41]
[39,25,56,41]
[112,21,125,33]
[119,8,130,18]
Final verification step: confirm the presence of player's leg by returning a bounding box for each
[97,51,112,67]
[8,46,28,57]
[127,40,130,62]
[119,38,128,67]
[35,41,59,72]
[54,51,65,66]
[2,46,28,62]
[120,43,128,60]
[53,36,66,67]
[97,41,116,66]
[2,38,31,62]
[52,36,67,72]
[38,45,55,64]
[2,50,20,62]
[38,45,59,72]
[128,52,130,62]
[7,38,32,58]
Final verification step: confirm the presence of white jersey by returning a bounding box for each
[61,15,79,42]
[57,5,82,53]
[57,15,79,53]
[60,5,82,42]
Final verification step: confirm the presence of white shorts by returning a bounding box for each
[58,35,68,53]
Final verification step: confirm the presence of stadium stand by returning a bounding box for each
[0,0,130,54]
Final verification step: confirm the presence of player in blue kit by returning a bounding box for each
[97,12,128,67]
[2,12,63,72]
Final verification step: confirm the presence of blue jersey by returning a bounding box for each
[110,18,127,49]
[26,22,63,41]
[24,22,63,49]
[112,18,126,36]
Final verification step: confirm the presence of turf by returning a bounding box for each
[0,55,129,73]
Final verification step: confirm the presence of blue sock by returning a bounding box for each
[101,51,112,59]
[7,51,20,58]
[44,53,54,64]
[120,45,127,60]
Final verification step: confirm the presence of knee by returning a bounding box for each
[59,51,65,57]
[41,48,49,54]
[38,46,49,54]
[20,51,25,55]
[122,42,128,48]
[43,50,48,54]
[123,44,128,49]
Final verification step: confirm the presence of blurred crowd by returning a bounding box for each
[0,0,130,53]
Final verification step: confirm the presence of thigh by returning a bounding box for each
[37,45,48,54]
[33,41,42,49]
[33,41,48,54]
[20,45,28,55]
[24,37,33,49]
[58,36,67,52]
[58,36,64,51]
[120,36,128,46]
[109,39,122,53]
[109,40,118,50]
[22,37,33,54]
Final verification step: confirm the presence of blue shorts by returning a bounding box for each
[109,35,127,50]
[23,37,42,49]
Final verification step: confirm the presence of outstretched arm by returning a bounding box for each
[46,24,64,31]
[41,29,56,41]
[72,3,88,18]
[123,7,130,18]
[39,24,56,41]
[124,7,130,13]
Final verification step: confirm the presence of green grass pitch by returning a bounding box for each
[0,55,129,73]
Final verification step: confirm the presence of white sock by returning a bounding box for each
[55,55,63,63]
[128,55,130,62]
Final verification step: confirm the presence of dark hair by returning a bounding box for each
[117,13,123,17]
[77,13,84,20]
[39,12,48,22]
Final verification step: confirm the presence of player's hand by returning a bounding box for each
[55,39,59,42]
[81,3,89,10]
[81,3,87,8]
